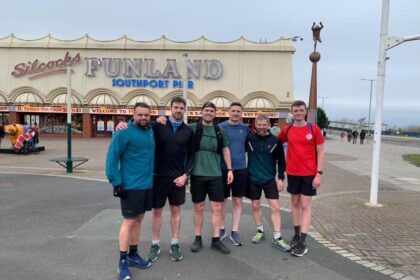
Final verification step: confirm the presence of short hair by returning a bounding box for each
[291,100,307,109]
[255,114,269,123]
[133,102,150,111]
[170,96,186,107]
[229,102,242,108]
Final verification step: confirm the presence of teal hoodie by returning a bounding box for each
[106,120,155,190]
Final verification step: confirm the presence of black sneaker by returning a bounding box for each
[291,242,308,257]
[290,235,300,249]
[211,239,231,254]
[191,236,203,252]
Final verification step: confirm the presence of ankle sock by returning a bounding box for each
[129,245,137,256]
[294,225,300,237]
[301,233,307,243]
[119,251,127,262]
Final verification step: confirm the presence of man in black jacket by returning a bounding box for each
[116,97,194,262]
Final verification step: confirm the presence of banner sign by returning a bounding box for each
[15,106,83,113]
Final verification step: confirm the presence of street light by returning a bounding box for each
[318,95,329,109]
[360,78,376,142]
[368,0,420,206]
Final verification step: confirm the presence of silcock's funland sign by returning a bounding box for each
[11,52,224,90]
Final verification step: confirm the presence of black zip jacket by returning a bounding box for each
[247,133,286,183]
[153,119,194,177]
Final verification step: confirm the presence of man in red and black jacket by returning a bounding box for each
[278,100,325,257]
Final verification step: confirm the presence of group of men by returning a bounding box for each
[106,97,325,280]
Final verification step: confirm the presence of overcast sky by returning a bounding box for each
[1,0,419,127]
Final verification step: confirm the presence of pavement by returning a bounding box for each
[0,134,419,280]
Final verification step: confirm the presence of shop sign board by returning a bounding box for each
[15,106,83,113]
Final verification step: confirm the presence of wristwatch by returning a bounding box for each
[185,172,191,178]
[227,169,233,172]
[317,170,323,175]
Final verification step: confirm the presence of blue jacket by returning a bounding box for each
[106,120,155,190]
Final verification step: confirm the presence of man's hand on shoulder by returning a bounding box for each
[156,116,167,125]
[116,122,128,131]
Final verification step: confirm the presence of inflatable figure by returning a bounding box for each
[4,124,23,146]
[4,124,35,151]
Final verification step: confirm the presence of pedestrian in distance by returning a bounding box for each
[246,114,291,253]
[116,97,194,262]
[360,130,366,145]
[106,102,154,280]
[278,100,325,257]
[352,130,358,144]
[340,131,345,142]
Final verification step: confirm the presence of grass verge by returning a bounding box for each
[402,154,420,167]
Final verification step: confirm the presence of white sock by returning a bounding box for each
[256,225,264,232]
[152,240,160,245]
[171,239,178,245]
[273,231,281,240]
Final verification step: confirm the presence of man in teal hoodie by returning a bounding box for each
[246,114,290,253]
[106,102,155,280]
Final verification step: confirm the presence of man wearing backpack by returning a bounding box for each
[278,100,325,257]
[188,102,234,254]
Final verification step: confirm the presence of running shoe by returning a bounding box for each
[271,238,291,252]
[291,242,308,257]
[118,259,132,280]
[191,236,203,252]
[127,253,151,269]
[211,239,231,254]
[170,244,183,261]
[251,230,265,244]
[230,231,244,246]
[290,235,300,249]
[146,244,161,262]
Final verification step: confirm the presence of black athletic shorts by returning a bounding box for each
[120,189,153,219]
[190,176,224,203]
[287,175,317,196]
[222,168,248,198]
[246,179,279,200]
[153,176,186,208]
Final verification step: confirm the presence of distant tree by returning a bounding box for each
[317,107,330,129]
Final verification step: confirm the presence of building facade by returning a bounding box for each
[0,34,296,137]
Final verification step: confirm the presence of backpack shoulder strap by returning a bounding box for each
[214,123,223,155]
[285,125,293,142]
[194,122,204,152]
